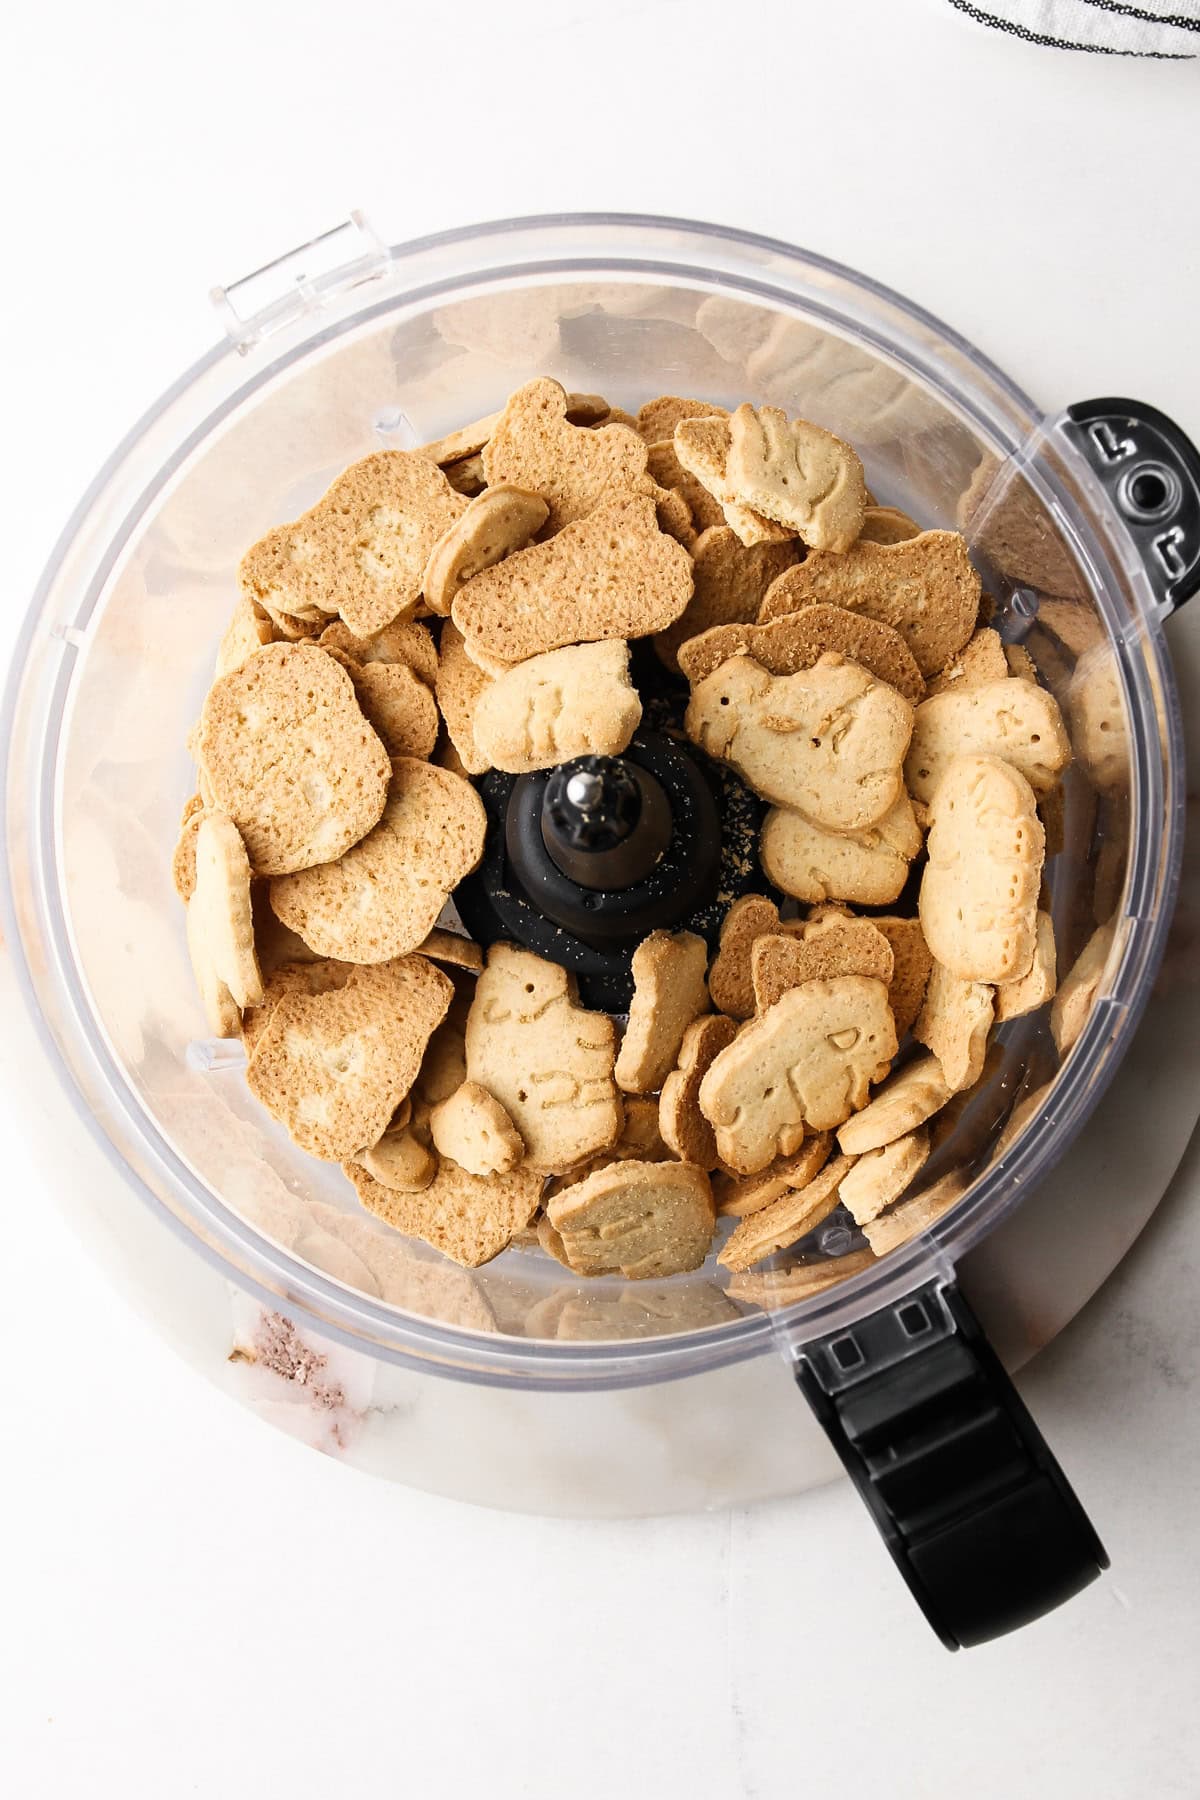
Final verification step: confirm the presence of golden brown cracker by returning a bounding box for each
[1050,919,1115,1056]
[215,595,274,677]
[268,758,486,963]
[871,916,933,1040]
[724,404,867,552]
[925,627,1010,697]
[239,450,467,636]
[995,911,1057,1021]
[198,642,391,876]
[340,657,440,760]
[636,395,728,443]
[422,485,550,617]
[759,531,980,678]
[319,616,438,685]
[546,1159,715,1280]
[906,677,1071,806]
[858,505,922,546]
[434,619,495,776]
[246,957,452,1161]
[451,494,693,662]
[760,793,922,906]
[674,414,797,547]
[686,652,913,830]
[472,641,642,774]
[718,1154,854,1271]
[659,1013,740,1169]
[919,754,1044,984]
[914,962,994,1092]
[698,976,897,1172]
[677,603,925,706]
[429,1081,524,1177]
[653,526,799,674]
[615,931,711,1094]
[837,1054,953,1155]
[712,1134,833,1217]
[838,1129,929,1225]
[465,943,622,1174]
[708,895,802,1021]
[345,1153,541,1268]
[186,813,264,1036]
[481,377,651,532]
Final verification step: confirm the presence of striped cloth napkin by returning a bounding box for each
[943,0,1199,56]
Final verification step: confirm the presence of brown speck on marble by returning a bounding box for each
[241,1311,348,1411]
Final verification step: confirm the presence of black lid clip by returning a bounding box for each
[1065,396,1200,614]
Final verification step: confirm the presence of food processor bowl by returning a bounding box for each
[5,215,1197,1645]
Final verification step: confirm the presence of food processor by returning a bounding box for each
[5,214,1199,1648]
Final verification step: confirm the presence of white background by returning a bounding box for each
[3,3,1200,1796]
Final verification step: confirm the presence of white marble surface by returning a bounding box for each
[3,3,1200,1795]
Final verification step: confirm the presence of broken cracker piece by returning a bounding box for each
[422,484,549,617]
[615,930,710,1094]
[472,640,641,774]
[718,1153,854,1271]
[186,813,264,1036]
[429,1080,524,1177]
[659,1013,740,1169]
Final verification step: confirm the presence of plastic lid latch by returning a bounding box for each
[210,212,389,354]
[1064,396,1200,615]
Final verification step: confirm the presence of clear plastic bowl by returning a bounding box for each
[1,215,1183,1390]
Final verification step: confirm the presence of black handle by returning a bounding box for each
[1064,396,1200,614]
[793,1281,1107,1649]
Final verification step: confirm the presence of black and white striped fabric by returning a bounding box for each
[944,0,1199,56]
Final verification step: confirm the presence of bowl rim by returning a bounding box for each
[0,211,1184,1387]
